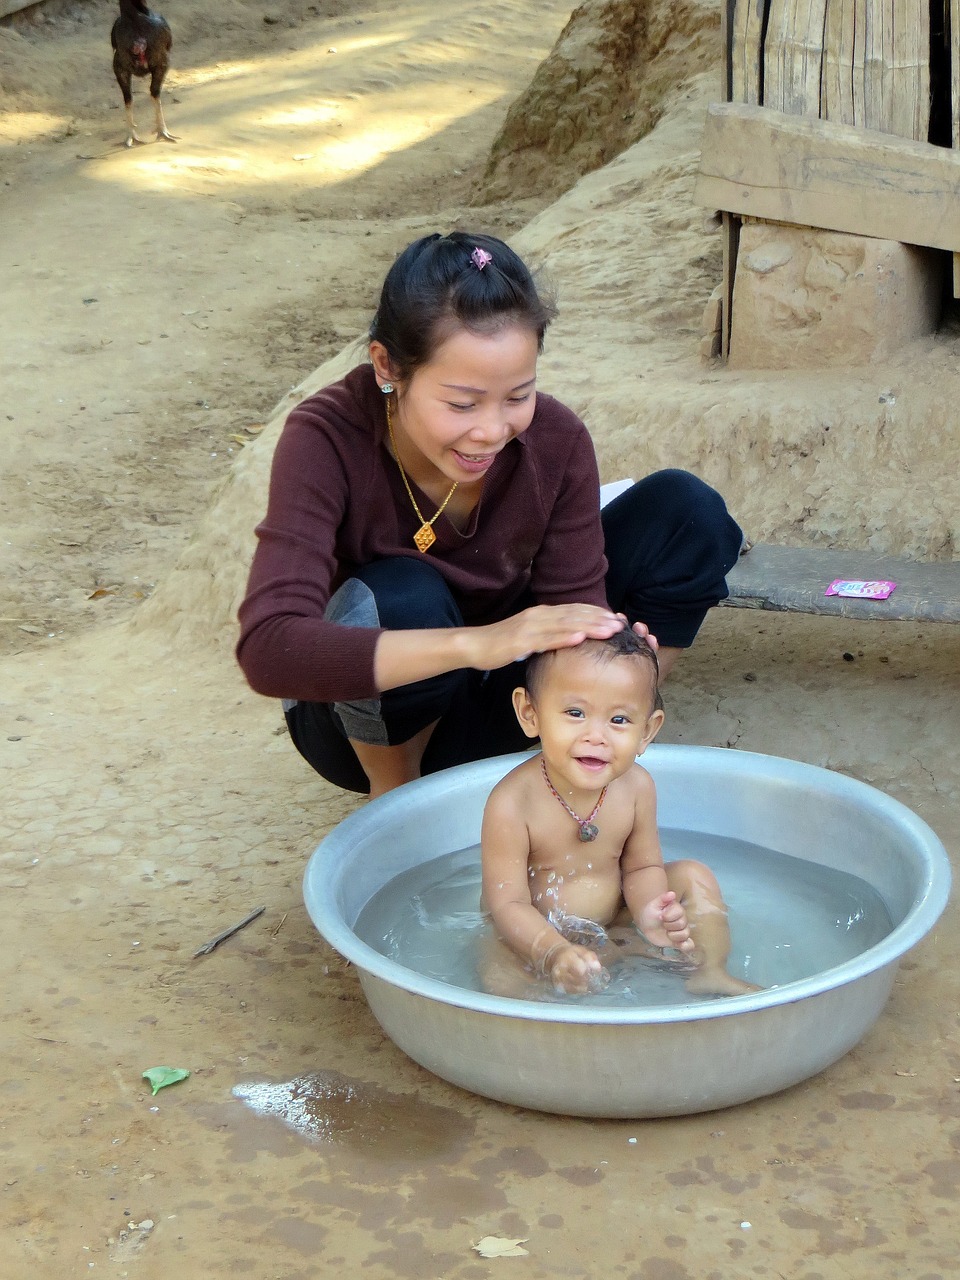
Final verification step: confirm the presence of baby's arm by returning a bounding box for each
[620,769,694,953]
[481,775,604,994]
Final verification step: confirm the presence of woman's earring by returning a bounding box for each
[381,382,394,395]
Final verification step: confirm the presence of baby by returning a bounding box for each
[480,629,757,998]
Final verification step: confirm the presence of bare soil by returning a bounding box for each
[2,2,958,1278]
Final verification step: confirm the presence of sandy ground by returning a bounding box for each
[2,1,960,1278]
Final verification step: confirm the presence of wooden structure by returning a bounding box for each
[699,0,960,357]
[697,104,960,255]
[691,5,960,615]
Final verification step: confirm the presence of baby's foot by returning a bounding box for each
[684,967,761,998]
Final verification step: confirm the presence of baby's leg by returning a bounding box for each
[477,932,543,1000]
[665,859,760,997]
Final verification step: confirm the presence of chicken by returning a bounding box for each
[111,0,177,147]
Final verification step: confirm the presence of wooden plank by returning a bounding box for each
[821,0,857,125]
[883,0,929,140]
[851,0,867,124]
[951,0,959,295]
[722,0,734,101]
[763,0,827,116]
[730,0,767,105]
[694,102,960,254]
[720,212,741,359]
[724,544,960,622]
[862,0,886,131]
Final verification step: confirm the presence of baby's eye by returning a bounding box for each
[611,714,631,726]
[565,708,585,719]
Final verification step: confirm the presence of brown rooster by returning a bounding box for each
[111,0,177,147]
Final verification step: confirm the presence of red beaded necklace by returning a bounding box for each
[540,756,607,843]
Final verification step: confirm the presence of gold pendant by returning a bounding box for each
[413,523,437,553]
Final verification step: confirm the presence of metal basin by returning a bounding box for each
[303,745,950,1117]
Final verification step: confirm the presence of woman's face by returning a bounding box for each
[373,323,540,486]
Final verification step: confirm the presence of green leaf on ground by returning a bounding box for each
[142,1066,191,1096]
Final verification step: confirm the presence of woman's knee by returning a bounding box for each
[630,470,733,538]
[350,558,463,631]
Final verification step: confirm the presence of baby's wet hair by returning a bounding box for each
[525,630,663,712]
[369,231,556,381]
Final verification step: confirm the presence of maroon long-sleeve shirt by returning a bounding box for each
[236,363,608,703]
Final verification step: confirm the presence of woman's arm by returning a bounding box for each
[373,602,626,692]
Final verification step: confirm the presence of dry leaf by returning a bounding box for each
[245,423,265,434]
[230,434,249,446]
[472,1236,529,1258]
[87,587,116,600]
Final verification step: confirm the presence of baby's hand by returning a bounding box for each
[638,891,695,953]
[545,943,607,995]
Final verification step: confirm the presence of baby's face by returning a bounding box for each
[525,649,663,792]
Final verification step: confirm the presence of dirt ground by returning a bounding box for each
[2,1,959,1278]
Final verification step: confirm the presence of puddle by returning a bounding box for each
[232,1069,472,1159]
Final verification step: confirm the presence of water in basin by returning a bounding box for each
[355,829,894,1007]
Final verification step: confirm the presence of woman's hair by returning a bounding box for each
[369,231,556,380]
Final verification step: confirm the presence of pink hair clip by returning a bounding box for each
[470,247,493,270]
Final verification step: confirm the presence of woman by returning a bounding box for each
[237,232,743,797]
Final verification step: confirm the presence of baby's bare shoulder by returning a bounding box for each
[616,759,656,792]
[486,759,539,816]
[615,761,657,808]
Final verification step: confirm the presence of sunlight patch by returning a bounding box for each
[0,112,64,143]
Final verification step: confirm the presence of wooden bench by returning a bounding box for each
[723,543,960,623]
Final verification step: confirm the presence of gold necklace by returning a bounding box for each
[385,395,459,553]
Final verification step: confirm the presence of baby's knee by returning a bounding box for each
[665,858,725,907]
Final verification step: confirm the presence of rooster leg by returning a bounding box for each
[152,93,178,143]
[124,102,148,147]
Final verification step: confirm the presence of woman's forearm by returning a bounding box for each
[374,602,625,693]
[372,626,478,692]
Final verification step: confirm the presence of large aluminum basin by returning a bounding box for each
[303,745,950,1117]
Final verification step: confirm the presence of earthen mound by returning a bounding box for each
[479,0,720,202]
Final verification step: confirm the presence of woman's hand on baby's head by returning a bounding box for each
[639,891,695,953]
[619,615,660,653]
[473,604,624,669]
[546,943,607,995]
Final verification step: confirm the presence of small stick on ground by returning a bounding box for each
[272,911,287,938]
[193,906,266,957]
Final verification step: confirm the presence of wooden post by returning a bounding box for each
[822,0,857,124]
[951,0,960,294]
[730,0,766,105]
[763,0,828,116]
[720,213,741,360]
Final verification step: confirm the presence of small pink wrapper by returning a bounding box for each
[825,579,897,600]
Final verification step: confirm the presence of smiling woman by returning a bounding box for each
[236,231,744,798]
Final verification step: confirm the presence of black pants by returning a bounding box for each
[285,470,743,793]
